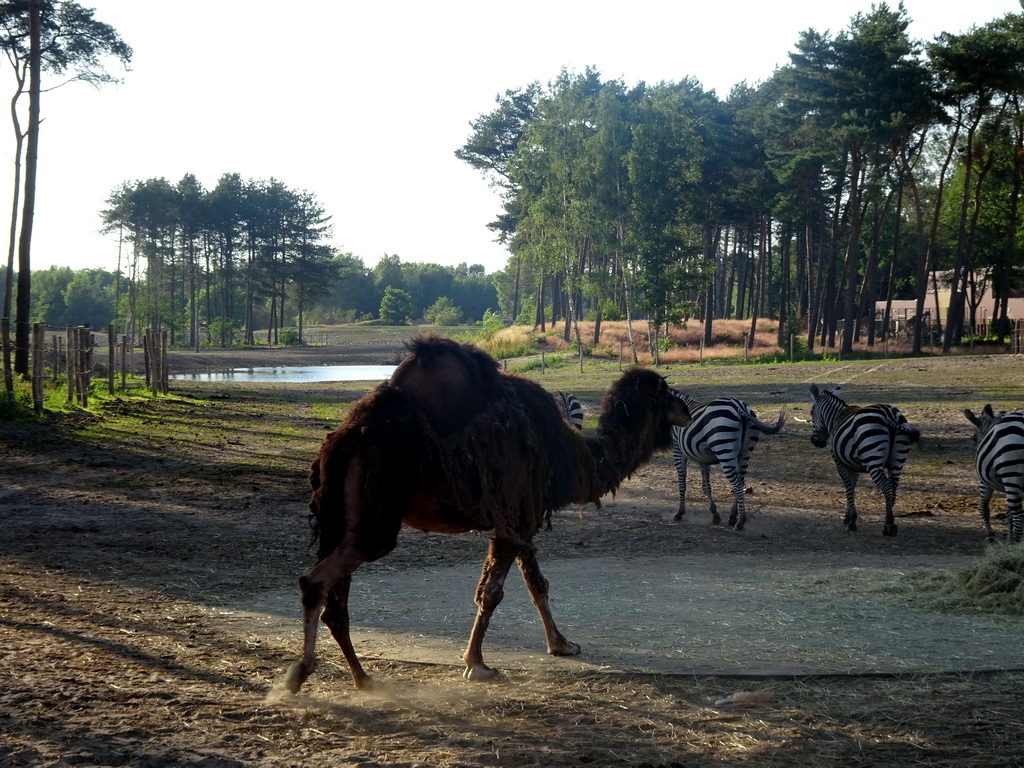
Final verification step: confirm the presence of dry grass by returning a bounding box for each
[530,318,786,364]
[935,544,1024,613]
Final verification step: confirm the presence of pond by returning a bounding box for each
[170,365,398,384]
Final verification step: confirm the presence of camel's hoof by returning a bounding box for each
[463,664,499,682]
[883,523,898,537]
[354,675,382,692]
[283,660,314,694]
[549,641,581,657]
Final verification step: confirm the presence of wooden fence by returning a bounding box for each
[3,324,171,414]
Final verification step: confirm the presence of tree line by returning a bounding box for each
[4,245,499,342]
[459,4,1024,360]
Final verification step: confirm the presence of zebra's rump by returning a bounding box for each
[830,405,917,471]
[671,397,779,465]
[976,413,1024,490]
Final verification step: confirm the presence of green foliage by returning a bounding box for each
[379,287,413,325]
[511,354,569,372]
[203,318,242,347]
[424,297,463,326]
[478,309,505,340]
[278,329,301,346]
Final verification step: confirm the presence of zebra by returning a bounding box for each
[556,390,584,430]
[808,384,920,536]
[963,405,1024,543]
[670,390,786,531]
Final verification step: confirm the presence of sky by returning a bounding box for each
[13,0,1024,276]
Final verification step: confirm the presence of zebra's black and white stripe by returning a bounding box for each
[556,391,584,430]
[670,390,786,531]
[964,405,1024,543]
[809,384,920,536]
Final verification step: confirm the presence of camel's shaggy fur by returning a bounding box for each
[286,335,690,691]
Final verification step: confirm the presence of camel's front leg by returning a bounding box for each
[517,546,580,658]
[285,542,366,692]
[463,537,519,681]
[322,576,375,690]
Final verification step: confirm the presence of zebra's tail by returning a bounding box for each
[899,422,922,446]
[751,405,787,434]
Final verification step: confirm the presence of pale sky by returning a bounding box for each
[12,0,1023,276]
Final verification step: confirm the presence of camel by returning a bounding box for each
[284,335,691,691]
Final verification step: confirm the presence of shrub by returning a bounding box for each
[279,329,301,346]
[424,297,463,326]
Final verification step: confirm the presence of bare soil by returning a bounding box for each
[2,346,1024,767]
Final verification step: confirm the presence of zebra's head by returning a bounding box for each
[669,388,699,409]
[964,404,1004,444]
[809,384,845,448]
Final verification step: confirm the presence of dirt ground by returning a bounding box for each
[2,345,1024,767]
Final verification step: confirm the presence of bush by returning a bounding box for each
[424,297,463,326]
[380,287,414,325]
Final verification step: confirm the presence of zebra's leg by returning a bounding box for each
[724,463,746,530]
[701,464,720,525]
[868,465,898,537]
[835,463,859,532]
[672,447,688,521]
[1006,486,1023,544]
[979,484,996,542]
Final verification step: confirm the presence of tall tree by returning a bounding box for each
[0,0,131,372]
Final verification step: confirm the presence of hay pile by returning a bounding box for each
[936,545,1024,613]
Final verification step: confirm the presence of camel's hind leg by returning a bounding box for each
[285,542,370,692]
[517,545,580,658]
[463,537,520,681]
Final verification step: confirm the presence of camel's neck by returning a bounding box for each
[586,428,661,497]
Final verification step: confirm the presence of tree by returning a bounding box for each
[928,13,1024,349]
[379,286,412,325]
[424,296,462,326]
[0,0,131,372]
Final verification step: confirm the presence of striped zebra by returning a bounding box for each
[809,384,920,536]
[556,391,584,430]
[964,405,1024,543]
[670,390,786,531]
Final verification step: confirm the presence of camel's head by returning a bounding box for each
[598,368,692,451]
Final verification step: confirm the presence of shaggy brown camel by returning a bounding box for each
[284,335,691,691]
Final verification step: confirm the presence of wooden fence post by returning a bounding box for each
[66,326,75,404]
[2,319,13,419]
[77,326,90,408]
[120,335,128,390]
[108,324,115,395]
[31,322,44,415]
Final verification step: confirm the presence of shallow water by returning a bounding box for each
[171,364,397,383]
